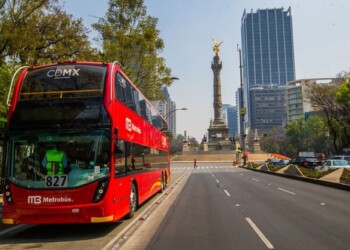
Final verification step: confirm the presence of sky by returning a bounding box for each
[62,0,350,141]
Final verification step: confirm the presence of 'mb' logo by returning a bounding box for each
[125,118,132,132]
[28,196,41,204]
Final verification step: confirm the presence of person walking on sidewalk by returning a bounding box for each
[194,158,197,168]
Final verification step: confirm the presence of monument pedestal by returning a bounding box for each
[208,121,232,151]
[253,129,261,153]
[182,143,189,152]
[202,142,208,151]
[182,130,190,152]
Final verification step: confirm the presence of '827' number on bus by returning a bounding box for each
[45,175,68,188]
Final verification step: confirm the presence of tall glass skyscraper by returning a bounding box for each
[241,7,295,131]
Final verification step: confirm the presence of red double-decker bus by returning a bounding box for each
[1,61,170,224]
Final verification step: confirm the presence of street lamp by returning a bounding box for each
[166,108,187,120]
[162,108,187,138]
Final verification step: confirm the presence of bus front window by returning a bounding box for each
[8,130,111,189]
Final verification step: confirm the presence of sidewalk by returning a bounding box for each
[319,168,344,183]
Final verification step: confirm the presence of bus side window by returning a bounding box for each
[124,82,136,112]
[115,73,126,103]
[115,73,137,112]
[124,142,134,172]
[129,143,147,170]
[114,140,126,176]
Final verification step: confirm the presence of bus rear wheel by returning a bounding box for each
[159,173,165,193]
[127,183,137,218]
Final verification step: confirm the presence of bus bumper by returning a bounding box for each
[2,204,118,224]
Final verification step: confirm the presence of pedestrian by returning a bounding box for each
[194,158,197,168]
[242,152,248,165]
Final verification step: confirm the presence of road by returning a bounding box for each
[1,162,350,249]
[128,162,350,250]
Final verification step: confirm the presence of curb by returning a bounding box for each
[240,166,350,191]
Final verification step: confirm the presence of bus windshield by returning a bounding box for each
[7,129,111,189]
[19,64,107,100]
[9,64,110,130]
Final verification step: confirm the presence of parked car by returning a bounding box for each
[321,159,350,170]
[277,159,290,166]
[265,158,280,165]
[290,156,322,168]
[331,155,350,163]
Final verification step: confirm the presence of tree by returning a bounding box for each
[93,0,174,100]
[0,0,97,65]
[170,137,183,155]
[260,127,296,157]
[304,76,350,153]
[284,116,329,156]
[0,63,11,118]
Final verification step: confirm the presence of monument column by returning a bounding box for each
[207,39,231,151]
[212,55,224,124]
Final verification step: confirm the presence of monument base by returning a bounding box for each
[207,140,233,151]
[253,142,261,153]
[207,121,231,151]
[182,142,189,152]
[202,142,208,151]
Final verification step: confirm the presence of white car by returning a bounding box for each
[321,159,350,170]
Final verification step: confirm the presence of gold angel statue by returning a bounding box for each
[212,38,223,56]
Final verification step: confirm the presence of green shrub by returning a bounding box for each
[298,167,335,179]
[267,164,285,172]
[251,162,260,168]
[340,168,350,181]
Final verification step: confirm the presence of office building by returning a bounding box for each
[153,87,178,136]
[241,7,296,131]
[222,104,238,137]
[286,78,335,121]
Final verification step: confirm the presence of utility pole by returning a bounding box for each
[237,44,246,153]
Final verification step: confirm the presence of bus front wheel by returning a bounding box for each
[127,183,137,218]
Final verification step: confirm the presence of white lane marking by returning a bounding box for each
[235,204,240,207]
[246,218,274,249]
[224,190,231,197]
[239,174,244,176]
[252,178,259,182]
[278,188,296,195]
[321,203,326,206]
[216,179,220,183]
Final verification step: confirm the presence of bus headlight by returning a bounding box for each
[93,179,109,203]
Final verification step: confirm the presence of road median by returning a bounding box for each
[240,163,350,191]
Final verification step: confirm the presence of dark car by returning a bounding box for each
[290,156,322,168]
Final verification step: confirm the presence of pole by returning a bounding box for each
[237,45,246,153]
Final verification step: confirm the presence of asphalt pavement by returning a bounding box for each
[124,162,350,250]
